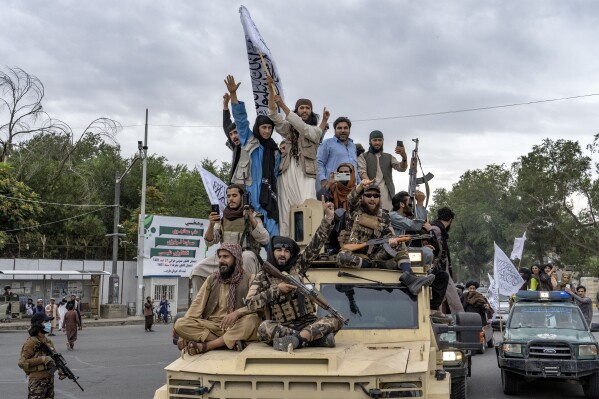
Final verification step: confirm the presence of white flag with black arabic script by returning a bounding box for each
[493,242,524,296]
[487,273,498,314]
[239,5,285,116]
[509,231,527,260]
[199,167,227,217]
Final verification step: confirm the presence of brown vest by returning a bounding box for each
[279,132,319,178]
[364,152,395,198]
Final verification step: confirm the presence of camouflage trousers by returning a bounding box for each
[336,247,409,269]
[258,314,342,344]
[28,377,54,399]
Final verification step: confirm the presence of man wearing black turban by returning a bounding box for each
[245,197,341,351]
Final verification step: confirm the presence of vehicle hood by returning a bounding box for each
[165,340,432,377]
[505,328,596,343]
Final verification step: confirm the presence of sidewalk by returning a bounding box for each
[0,316,145,331]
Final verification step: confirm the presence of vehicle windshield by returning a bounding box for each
[317,284,418,329]
[508,304,586,330]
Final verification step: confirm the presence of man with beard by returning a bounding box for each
[429,206,464,316]
[175,243,261,354]
[335,179,435,295]
[317,163,357,211]
[389,191,449,315]
[226,74,280,238]
[245,197,339,351]
[222,92,242,184]
[317,116,360,191]
[357,130,408,211]
[190,184,269,294]
[268,81,330,236]
[461,280,493,326]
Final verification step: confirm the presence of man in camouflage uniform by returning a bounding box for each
[18,312,65,398]
[336,178,434,295]
[245,197,340,351]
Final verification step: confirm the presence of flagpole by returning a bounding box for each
[258,50,278,95]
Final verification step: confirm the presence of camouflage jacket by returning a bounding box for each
[244,217,333,321]
[340,186,394,247]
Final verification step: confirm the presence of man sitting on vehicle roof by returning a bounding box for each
[335,178,434,295]
[175,243,261,355]
[244,197,341,351]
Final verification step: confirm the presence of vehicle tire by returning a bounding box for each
[451,376,467,399]
[501,369,519,395]
[583,371,599,399]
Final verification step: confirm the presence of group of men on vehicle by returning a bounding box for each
[176,75,459,354]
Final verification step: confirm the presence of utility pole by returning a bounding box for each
[136,109,149,316]
[107,146,142,304]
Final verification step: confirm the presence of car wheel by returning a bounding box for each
[501,369,519,395]
[451,375,467,399]
[583,371,599,399]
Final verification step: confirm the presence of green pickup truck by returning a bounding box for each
[496,291,599,398]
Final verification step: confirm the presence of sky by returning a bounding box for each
[2,0,599,199]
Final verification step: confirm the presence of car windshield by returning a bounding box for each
[508,304,586,330]
[317,284,418,329]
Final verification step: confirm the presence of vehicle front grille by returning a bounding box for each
[528,342,572,359]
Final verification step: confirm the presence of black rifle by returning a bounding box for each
[262,261,349,325]
[408,138,434,220]
[38,342,84,391]
[240,172,252,251]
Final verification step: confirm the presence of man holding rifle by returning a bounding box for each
[245,197,341,351]
[18,312,70,398]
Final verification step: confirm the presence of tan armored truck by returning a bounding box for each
[154,200,458,399]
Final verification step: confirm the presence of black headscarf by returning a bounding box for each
[253,115,279,223]
[267,236,300,273]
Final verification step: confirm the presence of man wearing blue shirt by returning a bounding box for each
[317,117,360,190]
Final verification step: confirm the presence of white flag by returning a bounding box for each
[199,167,228,217]
[493,242,524,296]
[509,231,527,260]
[239,6,285,116]
[487,273,498,314]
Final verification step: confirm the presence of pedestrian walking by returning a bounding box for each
[144,296,154,332]
[45,298,58,336]
[63,303,81,350]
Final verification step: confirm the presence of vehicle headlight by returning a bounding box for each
[502,343,522,356]
[442,350,463,366]
[578,345,598,359]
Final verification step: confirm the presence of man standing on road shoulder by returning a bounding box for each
[144,297,154,332]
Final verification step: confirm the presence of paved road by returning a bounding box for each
[1,323,597,398]
[0,323,176,399]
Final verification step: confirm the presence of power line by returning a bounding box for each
[1,206,113,233]
[95,92,599,129]
[0,194,115,208]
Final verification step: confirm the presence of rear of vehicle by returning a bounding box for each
[496,291,599,398]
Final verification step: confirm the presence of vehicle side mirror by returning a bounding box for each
[590,323,599,332]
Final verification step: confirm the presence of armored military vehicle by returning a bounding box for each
[154,199,477,399]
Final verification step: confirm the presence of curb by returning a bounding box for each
[0,318,146,332]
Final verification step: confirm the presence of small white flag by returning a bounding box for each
[239,6,285,116]
[493,242,525,296]
[199,167,228,217]
[509,231,527,260]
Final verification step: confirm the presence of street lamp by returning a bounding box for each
[106,144,143,304]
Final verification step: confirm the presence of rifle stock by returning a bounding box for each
[262,261,349,325]
[341,235,413,252]
[39,342,84,391]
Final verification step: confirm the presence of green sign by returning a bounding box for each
[150,248,196,258]
[158,226,203,237]
[154,237,200,248]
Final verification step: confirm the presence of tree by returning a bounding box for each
[0,67,71,162]
[0,163,43,254]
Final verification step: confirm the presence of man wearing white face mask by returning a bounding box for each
[18,312,66,398]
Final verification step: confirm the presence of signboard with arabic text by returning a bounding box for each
[142,215,209,277]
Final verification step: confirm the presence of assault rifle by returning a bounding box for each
[262,261,349,325]
[240,172,252,251]
[342,233,435,257]
[408,138,434,220]
[38,342,84,391]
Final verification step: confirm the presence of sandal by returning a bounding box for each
[186,341,207,355]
